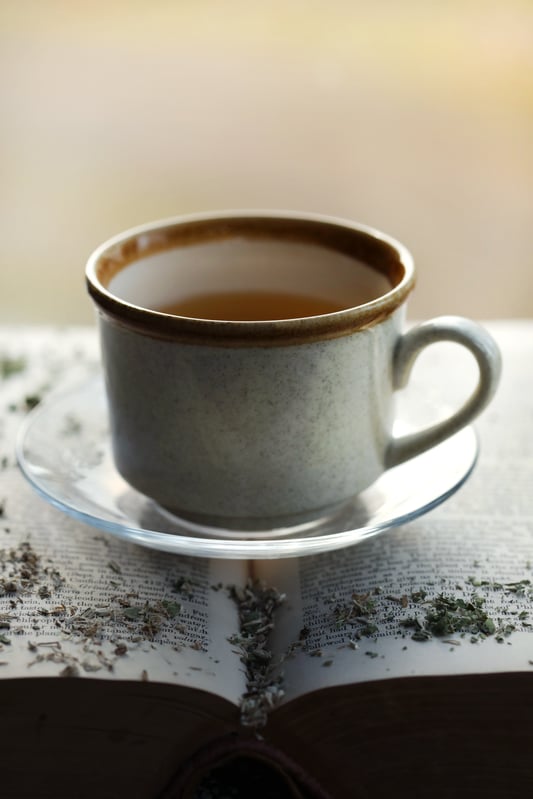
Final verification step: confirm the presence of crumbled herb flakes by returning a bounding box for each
[401,594,496,640]
[24,394,41,411]
[120,599,182,636]
[334,592,376,628]
[0,539,199,671]
[28,640,114,675]
[328,589,381,640]
[0,356,26,379]
[173,576,200,599]
[0,541,46,597]
[227,579,285,729]
[60,596,184,642]
[322,578,533,649]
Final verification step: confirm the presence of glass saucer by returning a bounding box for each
[16,376,478,560]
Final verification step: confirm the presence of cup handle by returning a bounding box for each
[385,316,502,469]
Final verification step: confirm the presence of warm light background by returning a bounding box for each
[2,0,532,324]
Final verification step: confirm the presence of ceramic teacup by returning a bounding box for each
[86,211,501,534]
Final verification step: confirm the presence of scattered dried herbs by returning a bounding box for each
[0,356,26,379]
[401,594,496,640]
[0,541,46,597]
[0,538,199,674]
[320,577,533,651]
[24,394,41,411]
[332,590,379,639]
[227,579,285,729]
[173,576,199,598]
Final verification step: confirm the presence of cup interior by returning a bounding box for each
[107,237,392,314]
[88,214,412,320]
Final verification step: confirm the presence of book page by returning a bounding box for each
[0,328,246,705]
[258,321,533,702]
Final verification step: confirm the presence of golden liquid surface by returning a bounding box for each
[157,290,348,321]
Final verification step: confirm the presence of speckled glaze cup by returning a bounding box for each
[86,211,501,534]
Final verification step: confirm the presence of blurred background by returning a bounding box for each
[1,0,532,325]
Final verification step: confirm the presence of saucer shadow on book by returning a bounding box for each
[16,376,478,560]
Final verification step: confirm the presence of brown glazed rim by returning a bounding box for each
[85,210,415,346]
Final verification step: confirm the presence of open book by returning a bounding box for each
[0,322,532,798]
